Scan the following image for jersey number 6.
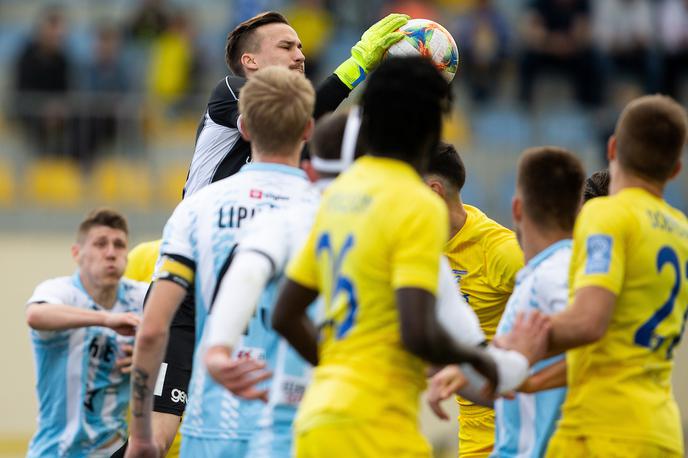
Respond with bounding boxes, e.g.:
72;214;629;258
316;232;358;339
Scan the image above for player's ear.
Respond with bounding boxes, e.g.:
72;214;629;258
241;53;259;73
668;159;682;180
237;115;251;141
301;158;319;183
302;117;315;142
71;243;80;263
607;135;617;163
426;178;445;200
512;194;522;224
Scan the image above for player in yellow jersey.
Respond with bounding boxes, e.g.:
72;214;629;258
271;57;503;458
116;239;183;458
532;95;688;457
423;143;523;457
125;239;161;284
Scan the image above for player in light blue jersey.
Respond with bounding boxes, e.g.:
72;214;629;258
203;109;362;457
492;147;584;458
126;66;318;458
25;209;146;457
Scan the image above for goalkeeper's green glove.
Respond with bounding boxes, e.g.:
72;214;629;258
334;13;410;89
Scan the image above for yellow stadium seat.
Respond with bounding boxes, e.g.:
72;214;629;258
25;158;83;208
90;159;153;209
158;162;188;208
0;158;16;206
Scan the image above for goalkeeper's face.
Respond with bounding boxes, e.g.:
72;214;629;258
251;23;305;74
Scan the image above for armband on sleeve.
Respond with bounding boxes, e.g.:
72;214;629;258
154;255;195;290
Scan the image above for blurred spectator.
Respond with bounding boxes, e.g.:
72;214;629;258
456;0;510;102
593;0;659;94
381;0;440;21
75;24;130;167
127;0;170;42
285;0;334;81
13;6;73;158
658;0;688;99
148;10;204;115
519;0;602;107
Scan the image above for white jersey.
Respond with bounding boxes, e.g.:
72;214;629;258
158;162;317;441
26;273;146;458
493;240;571;458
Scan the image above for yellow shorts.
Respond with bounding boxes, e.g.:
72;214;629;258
457;403;494;458
295;418;431;458
545;433;683;458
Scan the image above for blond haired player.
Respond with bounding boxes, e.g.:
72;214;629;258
424;142;523;457
126;66;317;458
531;95;688;457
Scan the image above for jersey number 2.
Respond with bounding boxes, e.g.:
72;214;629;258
316;232;358;339
634;246;688;359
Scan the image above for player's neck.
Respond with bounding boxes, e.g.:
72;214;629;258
251;149;301;168
448;198;468;238
610;170;664;198
521;219;571;264
79;273;118;309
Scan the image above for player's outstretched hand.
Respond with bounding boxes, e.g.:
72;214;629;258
205;345;271;402
493;311;551;364
427;365;467;420
125;437;159;458
334;13;409;89
104;312;140;336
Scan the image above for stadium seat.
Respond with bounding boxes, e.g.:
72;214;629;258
471;106;533;154
90;159;152;209
158;162;188;207
24;158;83;208
0;158;15;206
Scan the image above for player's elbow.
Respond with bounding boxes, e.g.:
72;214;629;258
578;320;607;344
26;305;47;330
400;328;433;360
136;321;168;350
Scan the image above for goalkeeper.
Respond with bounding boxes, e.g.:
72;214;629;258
183;10;409;196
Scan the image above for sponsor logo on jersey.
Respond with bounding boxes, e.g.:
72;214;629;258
586;234;612;274
250;189;263;199
171;388;187;404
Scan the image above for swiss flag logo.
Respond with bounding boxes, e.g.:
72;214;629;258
250;189;263;199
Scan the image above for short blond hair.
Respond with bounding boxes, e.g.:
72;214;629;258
239;66;315;155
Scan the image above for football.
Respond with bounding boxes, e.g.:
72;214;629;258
387;18;459;82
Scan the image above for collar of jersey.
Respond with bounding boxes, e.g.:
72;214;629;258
240;162;307;179
72;270;127;309
526;238;572;271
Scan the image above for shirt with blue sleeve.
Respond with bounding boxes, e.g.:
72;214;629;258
492;240;571;458
26;272;146;458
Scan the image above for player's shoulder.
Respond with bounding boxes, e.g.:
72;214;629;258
210;75;245;102
33;276;74;293
578;193;638;233
118;277;149;304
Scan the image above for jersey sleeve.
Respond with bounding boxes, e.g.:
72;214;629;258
286;220;320;290
486;233;524;294
156;199;196;289
389;192;448;293
570;198;630;296
27;278;69;306
237;209;291;277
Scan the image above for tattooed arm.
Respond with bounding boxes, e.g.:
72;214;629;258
126;281;186;458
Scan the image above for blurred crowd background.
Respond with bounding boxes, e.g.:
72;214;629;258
0;0;686;229
1;1;688;457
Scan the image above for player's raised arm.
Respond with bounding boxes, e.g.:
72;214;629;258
26;303;139;334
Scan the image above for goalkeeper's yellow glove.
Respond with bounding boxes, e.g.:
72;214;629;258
334;13;410;89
